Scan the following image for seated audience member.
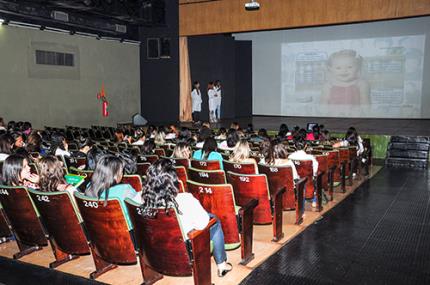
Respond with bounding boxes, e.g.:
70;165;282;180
138;159;233;277
86;146;106;170
192;137;224;170
22;122;32;136
277;124;290;140
11;132;25;150
38;155;76;195
219;129;240;151
146;125;157;139
195;126;212;149
306;125;321;141
229;139;256;164
177;127;192;143
50;133;71;157
245;123;254;135
166;125;178;140
214;127;227;140
85;154;140;228
26;132;44;155
141;139;156;155
154;127;166;146
289;135;319;207
132;130;146;146
289;135;318;176
72;137;94;158
1;154;39;189
0;117;6;132
333;127;364;156
172;142;192;159
114;128;125;143
7;121;16;133
230;122;240;130
0;135;12;162
263;140;298;180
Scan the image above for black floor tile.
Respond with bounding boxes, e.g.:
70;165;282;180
241;167;430;285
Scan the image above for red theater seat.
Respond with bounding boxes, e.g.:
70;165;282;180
121;175;143;192
190;159;221;170
188;168;226;185
223;160;258;175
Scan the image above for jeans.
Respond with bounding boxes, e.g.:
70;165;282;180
209;213;227;264
215;103;221;120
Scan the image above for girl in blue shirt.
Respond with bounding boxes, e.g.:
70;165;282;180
192;137;224;169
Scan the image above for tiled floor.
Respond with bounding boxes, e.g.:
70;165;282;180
241;167;430;285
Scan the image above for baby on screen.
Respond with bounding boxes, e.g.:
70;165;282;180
320;49;370;105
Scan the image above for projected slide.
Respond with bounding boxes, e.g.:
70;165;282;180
281;35;426;118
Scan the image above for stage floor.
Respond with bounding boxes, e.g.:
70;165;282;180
181;116;430;136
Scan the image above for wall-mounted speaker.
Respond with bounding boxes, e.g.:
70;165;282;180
147;38;160;59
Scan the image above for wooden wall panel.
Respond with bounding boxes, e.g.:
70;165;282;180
179;0;430;36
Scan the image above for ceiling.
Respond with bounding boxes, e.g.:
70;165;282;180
0;0;166;39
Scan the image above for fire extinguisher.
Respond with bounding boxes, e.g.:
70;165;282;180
102;100;109;117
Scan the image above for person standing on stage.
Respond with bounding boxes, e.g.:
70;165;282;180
191;81;202;123
214;80;222;122
208;82;217;123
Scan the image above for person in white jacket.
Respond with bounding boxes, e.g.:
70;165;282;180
214;80;222;122
191;81;202;123
207;82;217;123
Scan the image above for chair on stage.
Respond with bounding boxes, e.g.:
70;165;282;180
190;159;222;171
136;162;151;177
121;174;143;192
0;186;48;259
126;199;214;285
291;160;324;212
74;192;145;280
223;160;258;175
227;172;285;241
187;181;258;265
175;166;189;192
27;189;90;268
188;168;226;185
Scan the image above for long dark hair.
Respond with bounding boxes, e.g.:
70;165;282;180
278;124;289;138
2;154;26;186
201;137;217;160
86;155;124;205
50;132;66;154
38;155;66;192
0;134;12;154
226;129;240;148
265;140;288;165
345;127;358;146
140;159;180;218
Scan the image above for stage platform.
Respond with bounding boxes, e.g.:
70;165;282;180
196;116;430;137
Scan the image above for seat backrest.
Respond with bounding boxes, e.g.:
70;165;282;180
190;159;221;170
74;192;137;264
223;160;257;175
0;206;11;238
154;148;166;157
188;168;226;185
166;157;190;169
338;148;350;164
226;172;272;224
125;200;192;276
187;181;240;245
313;153;328;189
175;166;189;192
138;155;159;164
257;164;295;209
121;175;143;192
28;189;89;255
136;163;151;177
0;186;47;246
326;150;339;169
291;160;314;199
76;157;87;168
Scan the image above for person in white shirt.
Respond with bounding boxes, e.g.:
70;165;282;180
288;135;319;207
214;80;222;122
207;82;217;123
0;134;12;162
333;127;364;156
191;81;202;123
139;159;233;277
50;133;71;157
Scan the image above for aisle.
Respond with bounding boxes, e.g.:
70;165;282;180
240;167;430;285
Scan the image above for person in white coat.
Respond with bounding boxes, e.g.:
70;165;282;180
191;81;202;123
208;82;217;123
214;80;222;122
